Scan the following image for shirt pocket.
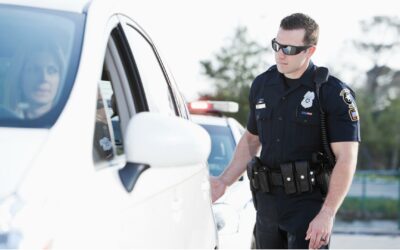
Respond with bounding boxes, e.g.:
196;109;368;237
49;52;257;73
291;106;320;149
255;107;272;144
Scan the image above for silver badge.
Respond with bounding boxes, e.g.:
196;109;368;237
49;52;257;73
301;91;315;109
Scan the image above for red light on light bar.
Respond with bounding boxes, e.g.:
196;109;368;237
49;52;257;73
189;101;212;111
188;100;239;115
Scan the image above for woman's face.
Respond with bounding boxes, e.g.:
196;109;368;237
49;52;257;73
21;51;60;107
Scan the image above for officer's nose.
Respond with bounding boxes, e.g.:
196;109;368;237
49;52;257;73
277;48;286;59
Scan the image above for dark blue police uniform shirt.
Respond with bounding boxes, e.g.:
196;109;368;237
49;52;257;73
247;62;361;169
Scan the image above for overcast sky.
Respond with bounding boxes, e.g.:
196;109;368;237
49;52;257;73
133;0;400;101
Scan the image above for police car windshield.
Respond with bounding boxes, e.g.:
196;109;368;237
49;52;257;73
200;124;236;176
0;5;84;128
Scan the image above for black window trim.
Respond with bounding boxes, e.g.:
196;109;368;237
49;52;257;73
111;24;149;113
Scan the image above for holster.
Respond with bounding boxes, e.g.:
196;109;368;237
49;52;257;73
247;157;263;209
316;166;331;197
312;152;332;197
258;168;270;193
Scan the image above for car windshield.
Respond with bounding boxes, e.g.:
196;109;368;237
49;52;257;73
200;124;236;176
0;5;84;128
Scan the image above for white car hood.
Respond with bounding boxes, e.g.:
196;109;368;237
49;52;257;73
0;128;49;198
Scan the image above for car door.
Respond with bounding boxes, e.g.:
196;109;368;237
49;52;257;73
111;16;216;248
60;12;214;247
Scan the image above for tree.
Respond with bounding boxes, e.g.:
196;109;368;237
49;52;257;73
354;16;400;109
351;16;400;169
376;98;400;169
199;26;271;125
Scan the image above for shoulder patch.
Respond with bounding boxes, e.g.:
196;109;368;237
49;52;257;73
339;88;354;105
339;88;359;121
349;107;359;121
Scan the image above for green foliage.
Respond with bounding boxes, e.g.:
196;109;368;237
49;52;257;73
356;86;400;169
352;15;400;169
199;26;271;125
338;197;398;221
375;98;400;148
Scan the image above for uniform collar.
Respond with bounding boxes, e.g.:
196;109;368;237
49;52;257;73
275;61;316;89
264;61;316;90
296;61;316;89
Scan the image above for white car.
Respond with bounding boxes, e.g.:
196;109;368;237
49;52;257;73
189;101;256;249
0;0;218;248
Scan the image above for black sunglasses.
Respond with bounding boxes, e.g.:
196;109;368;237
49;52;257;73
271;38;311;55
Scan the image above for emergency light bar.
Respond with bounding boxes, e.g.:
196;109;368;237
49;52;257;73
188;100;239;114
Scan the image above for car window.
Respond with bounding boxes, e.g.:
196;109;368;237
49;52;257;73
93;85;116;164
200;124;236;176
123;24;176;116
92;28;141;168
0;5;84;128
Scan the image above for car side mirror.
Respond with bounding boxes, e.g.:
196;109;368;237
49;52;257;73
118;112;211;192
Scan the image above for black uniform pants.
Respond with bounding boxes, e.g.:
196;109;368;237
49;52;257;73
255;186;330;249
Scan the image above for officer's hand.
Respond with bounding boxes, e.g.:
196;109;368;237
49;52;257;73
305;209;334;249
209;176;227;203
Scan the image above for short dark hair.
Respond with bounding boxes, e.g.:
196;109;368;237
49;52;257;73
280;13;319;46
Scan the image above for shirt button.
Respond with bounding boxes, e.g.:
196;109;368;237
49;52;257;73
278;116;283;121
276;138;280;142
282;96;286;101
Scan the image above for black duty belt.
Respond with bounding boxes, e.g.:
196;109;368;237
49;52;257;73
268;171;317;187
270;172;284;186
255;161;318;194
247;157;330;196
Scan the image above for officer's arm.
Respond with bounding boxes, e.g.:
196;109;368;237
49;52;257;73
320;141;359;216
219;130;261;186
306;141;358;249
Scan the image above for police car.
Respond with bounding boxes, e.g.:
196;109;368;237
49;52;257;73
189;100;256;249
0;0;218;248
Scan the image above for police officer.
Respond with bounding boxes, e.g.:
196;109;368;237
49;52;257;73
210;13;360;249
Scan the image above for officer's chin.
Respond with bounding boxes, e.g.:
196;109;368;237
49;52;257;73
276;64;287;74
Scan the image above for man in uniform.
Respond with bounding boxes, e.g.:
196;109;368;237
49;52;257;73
210;13;360;249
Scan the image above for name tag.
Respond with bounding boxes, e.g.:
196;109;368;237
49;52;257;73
256;103;266;109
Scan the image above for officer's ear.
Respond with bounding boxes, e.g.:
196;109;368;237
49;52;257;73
306;46;316;58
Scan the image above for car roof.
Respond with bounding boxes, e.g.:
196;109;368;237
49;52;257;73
191;114;229;127
0;0;92;13
0;0;156;39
